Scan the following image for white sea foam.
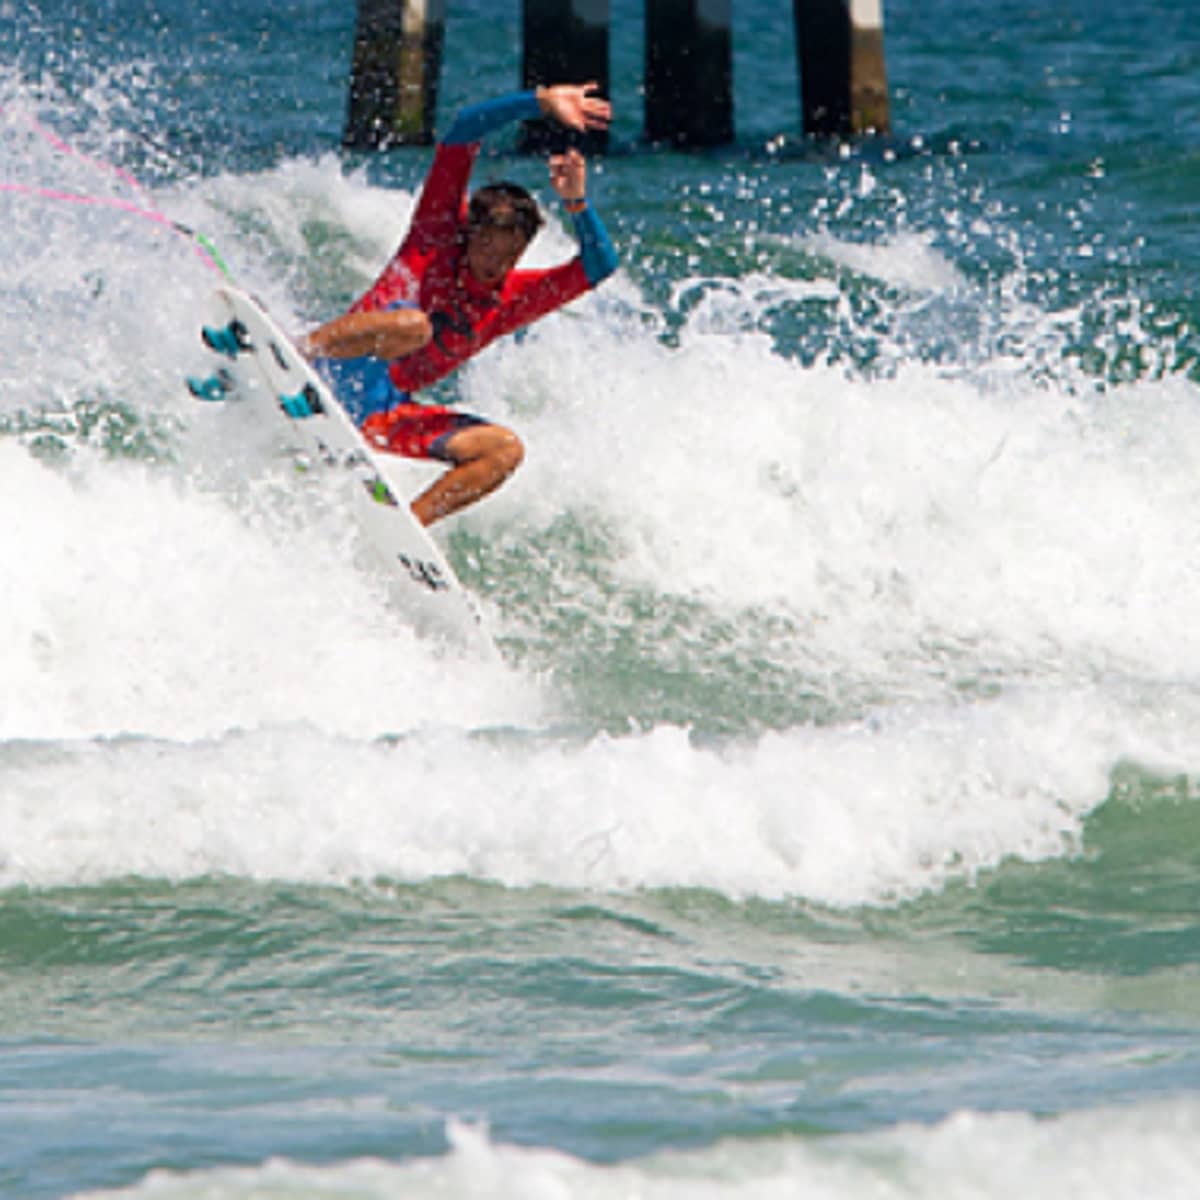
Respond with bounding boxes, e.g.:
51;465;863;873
477;306;1200;690
68;1098;1200;1199
3;681;1199;903
0;440;536;744
7;126;1200;907
803;226;968;292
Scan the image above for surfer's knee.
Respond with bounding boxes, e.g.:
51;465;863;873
395;308;433;349
491;427;524;478
445;423;524;478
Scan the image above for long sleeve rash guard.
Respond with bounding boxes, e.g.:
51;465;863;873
347;91;618;397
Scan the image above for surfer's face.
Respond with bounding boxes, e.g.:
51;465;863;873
465;221;530;287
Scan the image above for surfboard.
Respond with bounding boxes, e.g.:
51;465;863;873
187;285;496;657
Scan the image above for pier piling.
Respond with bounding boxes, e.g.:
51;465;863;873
344;0;446;148
644;0;733;147
342;0;890;151
794;0;890;138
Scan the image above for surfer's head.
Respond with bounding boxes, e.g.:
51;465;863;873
465;182;543;286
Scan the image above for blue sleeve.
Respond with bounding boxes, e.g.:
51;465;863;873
571;203;619;286
442;91;544;145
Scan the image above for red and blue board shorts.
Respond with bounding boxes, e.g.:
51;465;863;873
361;403;486;462
314;352;488;463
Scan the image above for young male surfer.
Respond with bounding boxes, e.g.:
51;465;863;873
301;83;618;527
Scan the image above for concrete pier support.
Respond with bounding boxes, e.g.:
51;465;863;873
794;0;890;137
520;0;610;154
344;0;446;148
644;0;733;146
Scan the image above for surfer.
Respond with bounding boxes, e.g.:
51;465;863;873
301;83;618;526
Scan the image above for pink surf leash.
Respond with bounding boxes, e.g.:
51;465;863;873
1;106;232;277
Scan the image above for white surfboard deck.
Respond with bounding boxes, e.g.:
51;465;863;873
193;285;496;658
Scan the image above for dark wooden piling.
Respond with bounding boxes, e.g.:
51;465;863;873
341;0;891;152
344;0;446;148
644;0;733;147
794;0;890;138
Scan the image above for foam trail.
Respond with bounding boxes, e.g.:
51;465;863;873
0;442;538;744
64;1100;1200;1199
6;682;1200;903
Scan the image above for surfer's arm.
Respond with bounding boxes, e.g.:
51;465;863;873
441;92;541;145
405;85;613;264
405;89;570;250
441;83;611;145
480;146;616;330
403;94;547;252
548;148;617;285
491;144;615;327
493;235;612;334
568;202;618;286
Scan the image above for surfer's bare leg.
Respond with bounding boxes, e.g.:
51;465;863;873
411;424;524;527
300;309;432;361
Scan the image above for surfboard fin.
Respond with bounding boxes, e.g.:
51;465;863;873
201;318;252;359
280;384;324;418
186;368;234;401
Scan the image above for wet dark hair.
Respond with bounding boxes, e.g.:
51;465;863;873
467;182;544;242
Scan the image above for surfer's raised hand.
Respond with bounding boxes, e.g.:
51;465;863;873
548;148;588;204
536;82;611;133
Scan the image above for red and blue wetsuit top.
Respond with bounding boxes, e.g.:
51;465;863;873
325;90;617;439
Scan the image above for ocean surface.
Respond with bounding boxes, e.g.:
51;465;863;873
4;0;1200;1195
